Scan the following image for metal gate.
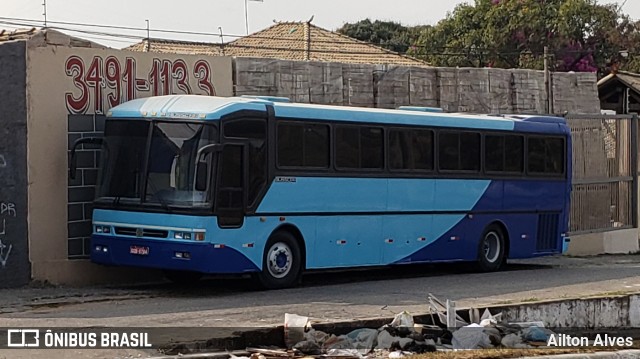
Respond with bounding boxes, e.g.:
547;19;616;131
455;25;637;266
566;114;638;234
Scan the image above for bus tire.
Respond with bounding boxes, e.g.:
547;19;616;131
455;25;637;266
256;231;302;289
163;270;203;284
476;224;506;272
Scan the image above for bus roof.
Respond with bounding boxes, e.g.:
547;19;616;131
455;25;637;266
107;95;566;133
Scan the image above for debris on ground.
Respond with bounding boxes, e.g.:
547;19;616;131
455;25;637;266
256;294;563;358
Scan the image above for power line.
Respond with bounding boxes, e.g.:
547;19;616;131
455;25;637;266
0;16;636;59
0;15;410;46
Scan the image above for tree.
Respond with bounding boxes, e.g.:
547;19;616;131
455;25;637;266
337;19;429;54
406;0;640;74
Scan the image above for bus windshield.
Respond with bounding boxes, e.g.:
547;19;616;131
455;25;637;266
95;120;218;209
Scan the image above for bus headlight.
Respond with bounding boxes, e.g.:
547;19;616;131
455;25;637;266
173;231;205;241
174;232;190;240
95;225;111;234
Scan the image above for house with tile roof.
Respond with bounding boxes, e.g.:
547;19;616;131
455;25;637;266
0;27;106;48
598;71;640;114
126;21;429;67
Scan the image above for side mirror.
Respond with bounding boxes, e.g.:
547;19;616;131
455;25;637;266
195;161;209;191
193;144;222;191
69;138;103;180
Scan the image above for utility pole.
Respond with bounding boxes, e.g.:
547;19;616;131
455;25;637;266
145;19;150;52
218;27;225;56
244;0;264;35
42;0;47;27
544;46;550;114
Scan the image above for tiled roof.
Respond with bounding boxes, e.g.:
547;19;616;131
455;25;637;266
125;22;429;67
598;71;640;93
125;39;224;56
0;28;106;48
0;28;40;42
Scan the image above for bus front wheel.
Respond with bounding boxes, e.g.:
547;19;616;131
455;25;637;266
256;231;302;289
476;224;506;272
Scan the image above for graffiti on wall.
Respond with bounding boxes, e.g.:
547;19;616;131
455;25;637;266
0;201;16;268
0;154;6;168
64;56;217;115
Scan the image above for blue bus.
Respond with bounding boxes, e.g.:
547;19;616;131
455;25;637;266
70;95;571;289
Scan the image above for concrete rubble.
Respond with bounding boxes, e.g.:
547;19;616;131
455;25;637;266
247;295;564;359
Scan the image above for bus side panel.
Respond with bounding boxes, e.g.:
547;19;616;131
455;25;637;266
382;215;432;263
314;216;382;267
394;179;568;263
432;180;491;211
503;180;566;211
502;179;567;254
257;177;388;213
91;210;277;274
394;212;552;264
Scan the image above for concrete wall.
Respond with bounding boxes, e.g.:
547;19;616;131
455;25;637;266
567;228;640;256
23;43;233;285
498;294;640;328
0;41;30;287
234;58;601;114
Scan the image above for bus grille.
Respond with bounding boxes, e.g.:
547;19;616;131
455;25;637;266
114;227;168;238
536;213;560;252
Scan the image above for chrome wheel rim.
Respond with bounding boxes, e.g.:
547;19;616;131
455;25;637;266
266;242;292;279
483;231;501;263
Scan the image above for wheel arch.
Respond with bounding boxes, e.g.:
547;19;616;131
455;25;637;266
487;220;510;258
271;224;307;269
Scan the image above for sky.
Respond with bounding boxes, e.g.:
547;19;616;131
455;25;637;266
2;0;639;48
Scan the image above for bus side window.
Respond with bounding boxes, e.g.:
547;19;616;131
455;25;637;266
528;136;564;176
460;132;480;171
485;135;505;172
485;134;524;174
277;122;329;168
335;125;383;170
389;129;433;171
439;131;480;172
336;126;360;169
504;135;524;173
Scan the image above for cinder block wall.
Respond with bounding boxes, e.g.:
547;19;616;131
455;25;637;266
234;58;600;114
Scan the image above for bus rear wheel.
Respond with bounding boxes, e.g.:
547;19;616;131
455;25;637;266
476;224;506;272
256;231;302;289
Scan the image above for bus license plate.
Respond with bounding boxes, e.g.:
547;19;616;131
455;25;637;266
130;246;149;255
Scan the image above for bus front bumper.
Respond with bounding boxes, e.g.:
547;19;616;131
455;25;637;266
90;235;260;274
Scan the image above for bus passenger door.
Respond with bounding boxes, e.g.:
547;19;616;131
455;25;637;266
215;144;246;228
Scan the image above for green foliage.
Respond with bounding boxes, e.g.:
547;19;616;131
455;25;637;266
339;1;640;74
410;0;640;73
337;19;429;54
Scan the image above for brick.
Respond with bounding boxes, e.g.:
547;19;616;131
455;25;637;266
67;237;84;257
68;114;94;132
68;220;92;239
68;203;84;221
68;187;95;203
